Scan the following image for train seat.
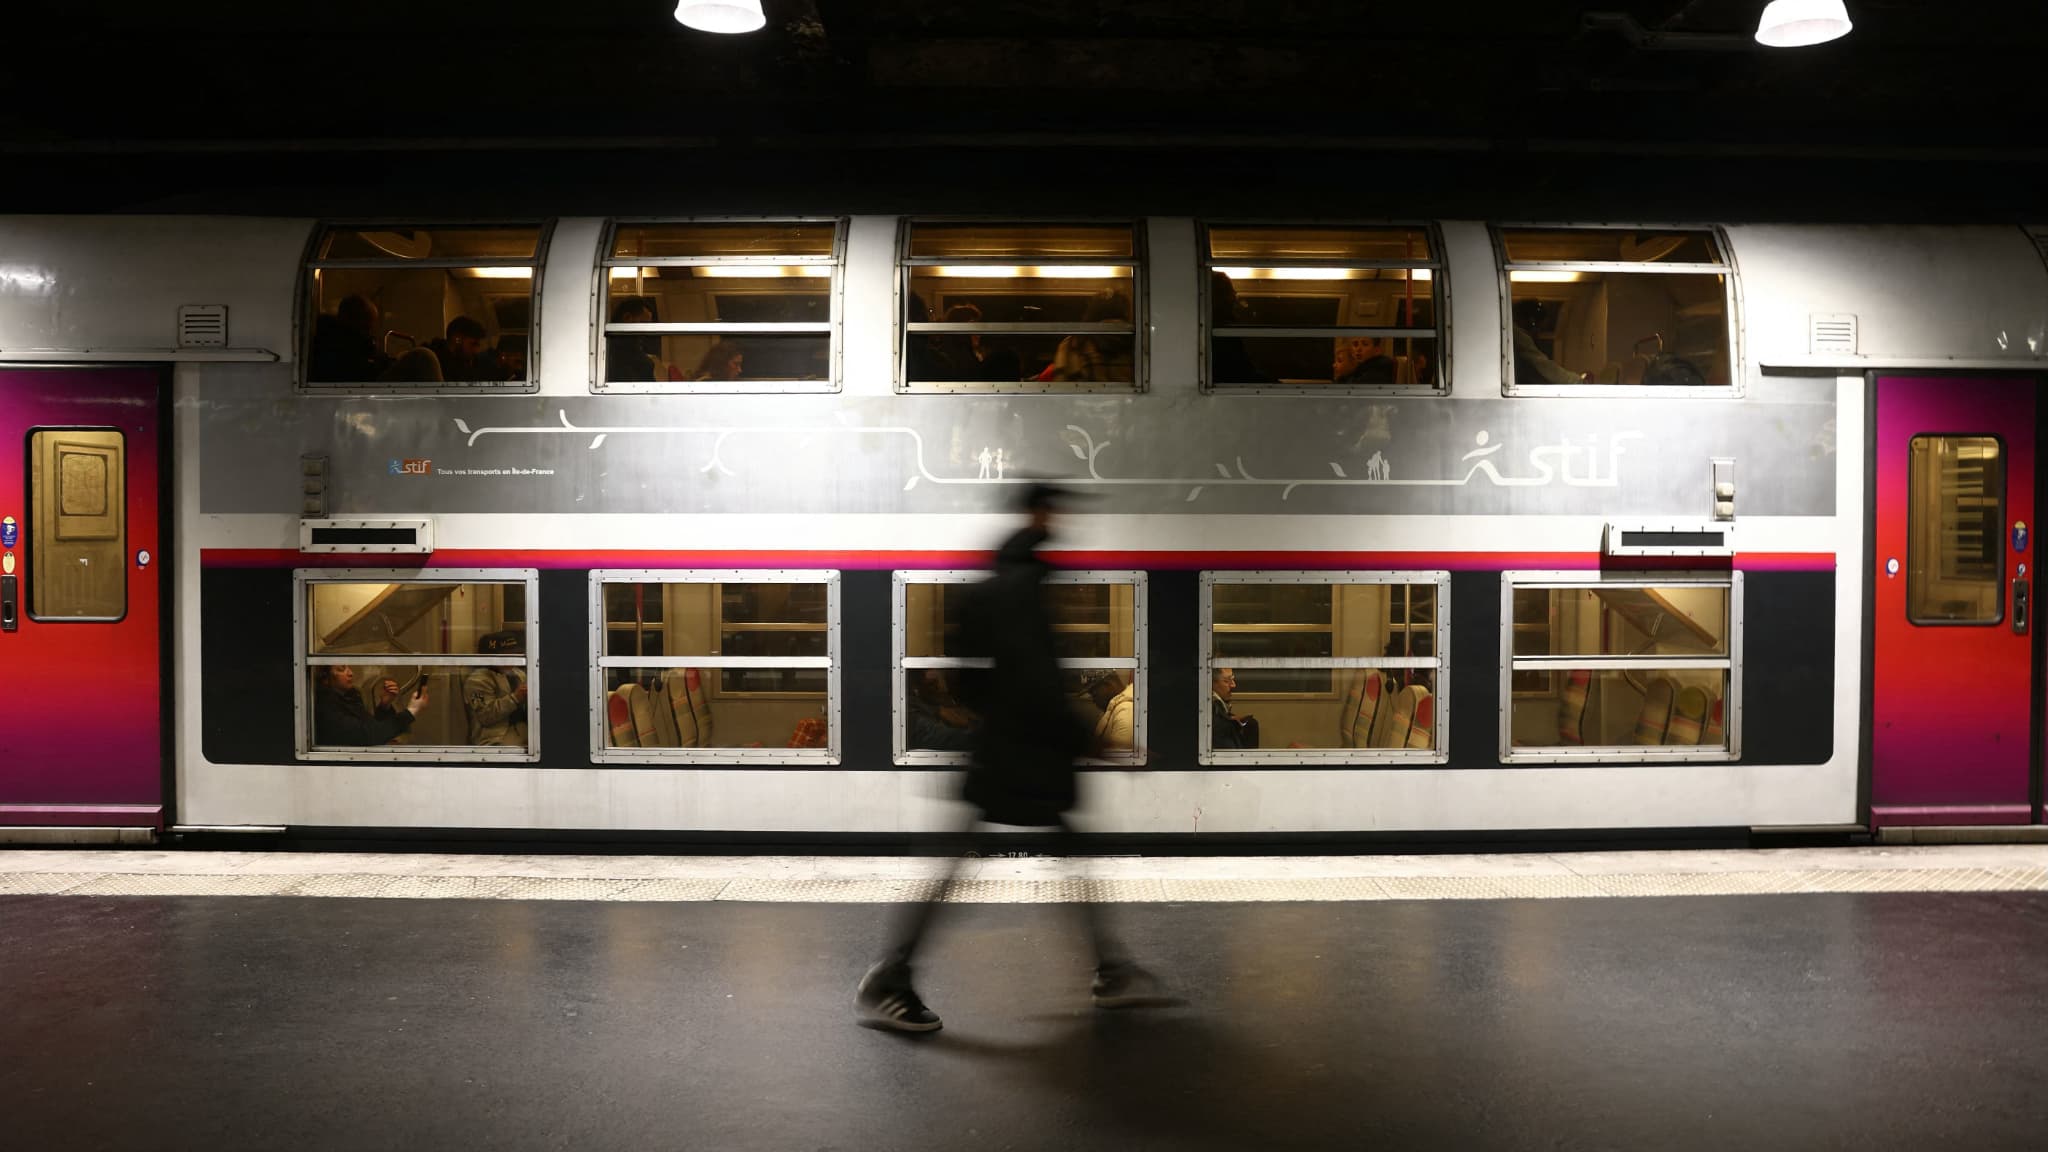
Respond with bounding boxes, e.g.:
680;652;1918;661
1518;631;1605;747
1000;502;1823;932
1338;668;1385;748
663;669;714;748
607;689;640;748
1634;677;1678;745
1405;689;1434;750
1666;685;1710;744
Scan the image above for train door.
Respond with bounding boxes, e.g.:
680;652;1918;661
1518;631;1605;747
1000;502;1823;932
0;368;166;832
1870;374;2040;827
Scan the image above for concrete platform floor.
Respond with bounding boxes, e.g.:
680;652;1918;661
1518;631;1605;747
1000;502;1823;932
5;886;2047;1151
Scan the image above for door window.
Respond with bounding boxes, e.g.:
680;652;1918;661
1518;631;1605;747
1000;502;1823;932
1907;434;2004;625
28;428;125;621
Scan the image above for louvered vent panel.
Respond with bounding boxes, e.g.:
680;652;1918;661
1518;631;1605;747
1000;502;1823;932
177;305;228;348
1809;313;1857;355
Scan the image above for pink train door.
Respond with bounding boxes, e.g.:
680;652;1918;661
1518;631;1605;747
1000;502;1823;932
0;368;165;832
1871;374;2039;827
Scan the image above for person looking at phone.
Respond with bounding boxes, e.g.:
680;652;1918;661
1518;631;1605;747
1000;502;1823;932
313;664;428;748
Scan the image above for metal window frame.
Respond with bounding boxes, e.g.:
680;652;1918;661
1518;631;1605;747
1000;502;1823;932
891;569;1149;767
588;569;841;765
592;216;848;395
1498;570;1743;764
1905;432;2008;628
293;567;541;763
894;217;1148;394
1198;220;1450;397
1199;571;1452;766
1492;223;1744;399
295;221;552;396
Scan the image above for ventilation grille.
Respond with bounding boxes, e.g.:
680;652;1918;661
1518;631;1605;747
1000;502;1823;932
177;305;228;348
1809;312;1857;356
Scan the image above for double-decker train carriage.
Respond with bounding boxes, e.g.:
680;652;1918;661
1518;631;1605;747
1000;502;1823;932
1;214;2044;842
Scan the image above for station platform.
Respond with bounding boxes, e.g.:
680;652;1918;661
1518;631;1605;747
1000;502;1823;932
6;845;2047;1151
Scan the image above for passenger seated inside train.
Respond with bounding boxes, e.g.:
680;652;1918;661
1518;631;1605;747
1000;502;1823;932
906;668;979;752
939;303;1024;382
1083;670;1135;753
1210;667;1258;750
1207;272;1271;384
1333;335;1397;385
1512;299;1583;385
428;316;512;383
308;294;397;383
313;664;428;747
606;298;661;382
694;340;746;382
1036;289;1134;383
464;632;528;747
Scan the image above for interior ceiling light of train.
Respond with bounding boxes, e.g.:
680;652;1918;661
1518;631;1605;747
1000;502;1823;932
675;0;767;34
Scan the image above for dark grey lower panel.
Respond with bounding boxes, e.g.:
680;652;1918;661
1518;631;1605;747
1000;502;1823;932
5;892;2043;1152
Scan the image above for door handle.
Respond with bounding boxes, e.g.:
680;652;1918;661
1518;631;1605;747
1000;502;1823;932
2014;577;2031;635
0;574;15;632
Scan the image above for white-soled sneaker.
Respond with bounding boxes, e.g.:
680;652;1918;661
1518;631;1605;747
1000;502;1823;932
855;961;943;1033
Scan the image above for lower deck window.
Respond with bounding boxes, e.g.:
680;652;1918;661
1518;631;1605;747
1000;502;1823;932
295;570;539;761
1201;572;1450;764
592;570;839;762
1502;572;1741;761
893;570;1146;765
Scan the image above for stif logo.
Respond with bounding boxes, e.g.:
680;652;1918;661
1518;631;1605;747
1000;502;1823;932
388;459;432;476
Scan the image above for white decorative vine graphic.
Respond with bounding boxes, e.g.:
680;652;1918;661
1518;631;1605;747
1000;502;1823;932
451;413;1641;500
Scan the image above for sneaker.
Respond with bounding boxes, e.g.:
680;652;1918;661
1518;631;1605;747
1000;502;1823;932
855;961;942;1033
1092;961;1167;1009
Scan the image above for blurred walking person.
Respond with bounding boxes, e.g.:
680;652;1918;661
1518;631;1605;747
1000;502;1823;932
855;483;1162;1032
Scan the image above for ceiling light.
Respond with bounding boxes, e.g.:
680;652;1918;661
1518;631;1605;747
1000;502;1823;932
1755;0;1852;48
691;265;833;278
675;0;766;34
1509;271;1587;284
464;267;533;279
928;265;1130;278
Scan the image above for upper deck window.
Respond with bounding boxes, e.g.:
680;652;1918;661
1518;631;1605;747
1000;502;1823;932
1495;227;1737;396
899;221;1143;392
302;224;546;392
1202;225;1443;393
599;219;844;392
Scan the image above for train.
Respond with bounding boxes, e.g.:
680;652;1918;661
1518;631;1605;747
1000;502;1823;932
1;212;2044;844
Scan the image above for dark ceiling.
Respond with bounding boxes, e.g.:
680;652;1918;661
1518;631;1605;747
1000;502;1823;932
5;0;2046;220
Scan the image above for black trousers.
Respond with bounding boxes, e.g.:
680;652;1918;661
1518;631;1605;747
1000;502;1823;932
882;815;1126;972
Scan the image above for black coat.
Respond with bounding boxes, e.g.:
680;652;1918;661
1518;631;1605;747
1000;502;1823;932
313;684;415;748
958;527;1091;826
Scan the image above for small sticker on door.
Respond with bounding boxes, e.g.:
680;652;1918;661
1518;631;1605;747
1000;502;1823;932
2014;522;2028;553
0;517;15;549
1885;557;1899;578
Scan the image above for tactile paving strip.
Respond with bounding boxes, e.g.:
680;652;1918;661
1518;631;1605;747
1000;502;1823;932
2;864;2045;903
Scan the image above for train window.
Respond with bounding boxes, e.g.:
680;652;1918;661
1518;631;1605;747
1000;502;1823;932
301;224;547;392
598;219;845;393
899;220;1143;392
1907;435;2005;625
1495;227;1737;395
893;570;1146;765
1201;225;1444;393
1501;573;1741;762
26;429;126;622
1200;573;1449;764
591;570;840;763
294;570;540;761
